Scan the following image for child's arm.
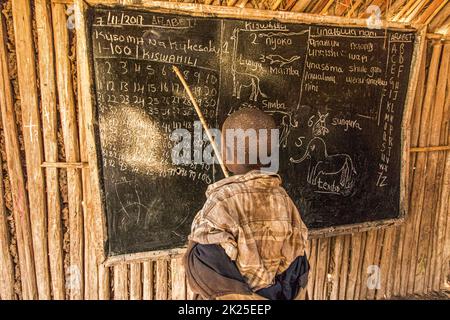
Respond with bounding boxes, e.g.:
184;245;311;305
189;201;239;260
280;198;309;264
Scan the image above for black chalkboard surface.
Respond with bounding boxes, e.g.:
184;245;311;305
87;6;417;256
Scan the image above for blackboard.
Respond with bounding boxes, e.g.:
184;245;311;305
86;4;419;256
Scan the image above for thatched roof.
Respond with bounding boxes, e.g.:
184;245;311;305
203;0;449;34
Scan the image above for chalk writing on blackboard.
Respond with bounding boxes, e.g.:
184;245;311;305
87;7;416;255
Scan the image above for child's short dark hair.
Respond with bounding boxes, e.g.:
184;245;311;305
221;108;277;174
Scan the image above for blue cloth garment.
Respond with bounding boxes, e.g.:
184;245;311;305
189;243;309;300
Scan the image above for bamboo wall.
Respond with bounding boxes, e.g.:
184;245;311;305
0;0;449;300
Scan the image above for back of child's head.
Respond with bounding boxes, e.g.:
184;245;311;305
221;108;278;175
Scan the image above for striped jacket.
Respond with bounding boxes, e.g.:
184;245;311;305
189;170;308;291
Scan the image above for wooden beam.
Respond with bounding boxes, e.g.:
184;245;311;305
403;0;428;22
416;0;448;25
337;235;350;299
142;261;153;300
429;2;450;32
171;257;186;300
52;2;84;300
305;239;317;299
35;0;65;300
76;23;98;300
155;259;168;300
397;32;428;297
0;146;15;299
437;49;450;291
41;162;89;169
12;0;50;299
104;247;186;266
329;236;344;300
75;0;107;269
313;237;329;299
129;263;142;300
358;231;378;299
0;11;37;300
113;264;128;300
438;149;450;291
345;233;363;299
424;42;449;292
98;264;110;299
408;43;442;294
376;228;394;299
410;145;450;152
291;0;311;12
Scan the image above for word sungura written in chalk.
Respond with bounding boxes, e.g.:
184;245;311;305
170;121;280;173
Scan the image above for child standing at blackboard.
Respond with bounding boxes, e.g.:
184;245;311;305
184;108;309;300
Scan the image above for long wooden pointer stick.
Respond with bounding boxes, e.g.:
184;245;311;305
172;66;229;178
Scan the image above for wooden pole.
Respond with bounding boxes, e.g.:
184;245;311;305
313;237;329;299
142;261;154;300
408;43;443;294
171;257;186;300
129;263;142;300
98;264;110;300
35;0;65;299
0;148;15;299
0;13;37;300
397;38;428;297
424;42;450;292
12;0;50;299
329;236;344;300
291;0;311;12
437;48;450;291
52;3;84;300
438;150;450;291
76;29;98;300
415;0;448;25
172;66;229;178
41;162;89;169
113;264;128;300
75;0;110;300
75;0;107;270
345;233;363;299
358;231;378;299
155;259;168;300
338;235;350;299
305;239;317;299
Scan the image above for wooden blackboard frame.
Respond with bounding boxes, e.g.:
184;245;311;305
75;0;426;265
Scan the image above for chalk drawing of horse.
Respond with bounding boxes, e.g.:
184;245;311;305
232;71;268;101
290;137;357;189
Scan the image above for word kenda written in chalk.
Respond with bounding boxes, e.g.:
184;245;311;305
170;121;280;173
